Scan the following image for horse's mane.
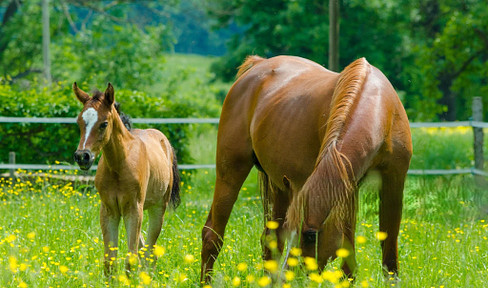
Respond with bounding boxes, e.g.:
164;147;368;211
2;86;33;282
285;58;370;231
236;55;265;79
92;90;132;131
114;102;132;131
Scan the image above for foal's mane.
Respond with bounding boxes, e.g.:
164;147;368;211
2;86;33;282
285;58;370;231
92;90;132;131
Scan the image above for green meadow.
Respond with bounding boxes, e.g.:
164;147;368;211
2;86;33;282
1;126;488;288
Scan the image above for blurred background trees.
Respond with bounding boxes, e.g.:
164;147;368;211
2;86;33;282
0;0;488;164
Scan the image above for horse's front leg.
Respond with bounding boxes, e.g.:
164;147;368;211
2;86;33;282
100;203;121;277
123;201;144;275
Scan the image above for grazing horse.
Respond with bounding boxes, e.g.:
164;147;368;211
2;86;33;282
201;55;412;282
72;83;180;275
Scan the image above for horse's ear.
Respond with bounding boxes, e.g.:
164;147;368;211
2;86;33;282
73;82;90;104
283;175;291;189
104;82;115;107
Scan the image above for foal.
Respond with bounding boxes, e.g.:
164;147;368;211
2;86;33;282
73;83;180;275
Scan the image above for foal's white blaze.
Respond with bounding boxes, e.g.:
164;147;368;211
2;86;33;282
82;108;98;149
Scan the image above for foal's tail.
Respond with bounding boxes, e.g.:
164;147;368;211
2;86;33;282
169;149;181;209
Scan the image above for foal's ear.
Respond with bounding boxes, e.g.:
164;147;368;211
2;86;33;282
104;82;115;107
73;82;90;104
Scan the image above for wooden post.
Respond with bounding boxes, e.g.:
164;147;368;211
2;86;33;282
472;97;484;185
328;0;339;71
9;151;16;179
42;0;51;84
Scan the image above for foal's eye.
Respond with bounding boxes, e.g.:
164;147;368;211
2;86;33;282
100;122;108;129
303;230;318;244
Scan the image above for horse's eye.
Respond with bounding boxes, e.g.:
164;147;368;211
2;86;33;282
303;230;318;244
100;122;108;129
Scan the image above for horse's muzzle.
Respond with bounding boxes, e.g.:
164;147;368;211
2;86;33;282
73;149;95;170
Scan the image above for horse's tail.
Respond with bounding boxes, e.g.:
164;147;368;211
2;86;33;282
285;58;369;231
320;57;370;157
236;55;265;79
169;148;181;209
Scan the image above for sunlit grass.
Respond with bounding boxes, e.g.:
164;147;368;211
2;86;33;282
410;126;488;170
1;127;487;287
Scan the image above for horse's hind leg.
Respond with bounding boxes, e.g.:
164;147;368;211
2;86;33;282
379;169;407;275
262;177;292;260
201;145;254;282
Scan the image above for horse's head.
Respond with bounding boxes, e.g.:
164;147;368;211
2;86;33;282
297;206;345;269
285;173;350;270
73;82;116;170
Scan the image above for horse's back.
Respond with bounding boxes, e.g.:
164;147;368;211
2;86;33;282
220;56;340;189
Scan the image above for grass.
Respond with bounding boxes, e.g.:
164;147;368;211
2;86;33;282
1;127;488;287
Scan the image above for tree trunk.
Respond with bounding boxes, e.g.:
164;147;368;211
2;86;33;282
328;0;339;71
42;0;51;84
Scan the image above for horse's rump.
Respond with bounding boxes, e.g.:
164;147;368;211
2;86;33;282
236;55;265;79
285;58;370;231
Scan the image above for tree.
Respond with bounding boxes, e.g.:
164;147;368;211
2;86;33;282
207;0;410;89
406;0;488;121
328;0;339;71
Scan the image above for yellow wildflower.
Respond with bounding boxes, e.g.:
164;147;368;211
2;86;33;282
184;254;195;264
304;257;318;271
266;221;279;230
153;245;165;257
336;248;350;258
285;270;295;281
139;272;151;285
356;235;367;244
237;262;248;272
258;276;272;287
59;265;69;274
232;276;241;287
264;260;278;273
375;231;388;241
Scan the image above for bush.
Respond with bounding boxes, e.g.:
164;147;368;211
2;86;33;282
0;73;221;166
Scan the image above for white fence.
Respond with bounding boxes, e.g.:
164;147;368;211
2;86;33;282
1;112;487;177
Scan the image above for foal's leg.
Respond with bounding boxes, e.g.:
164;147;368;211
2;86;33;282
123;202;144;274
100;203;121;277
201;151;254;283
144;205;166;261
379;170;406;275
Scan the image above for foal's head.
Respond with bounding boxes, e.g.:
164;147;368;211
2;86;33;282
73;82;117;170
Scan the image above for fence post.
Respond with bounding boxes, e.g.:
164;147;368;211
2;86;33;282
472;97;484;186
9;151;16;179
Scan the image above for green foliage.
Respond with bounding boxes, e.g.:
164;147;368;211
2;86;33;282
0;1;224;166
52;23;174;90
208;0;488;122
0;57;222;165
406;0;488;121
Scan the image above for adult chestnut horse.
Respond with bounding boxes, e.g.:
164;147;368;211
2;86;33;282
73;83;180;275
201;56;412;282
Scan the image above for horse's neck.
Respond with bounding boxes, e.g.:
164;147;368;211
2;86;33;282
102;114;135;172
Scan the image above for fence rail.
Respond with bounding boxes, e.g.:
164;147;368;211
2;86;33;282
0;116;220;124
1;108;487;178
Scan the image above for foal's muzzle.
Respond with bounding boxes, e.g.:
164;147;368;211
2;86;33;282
73;149;95;170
